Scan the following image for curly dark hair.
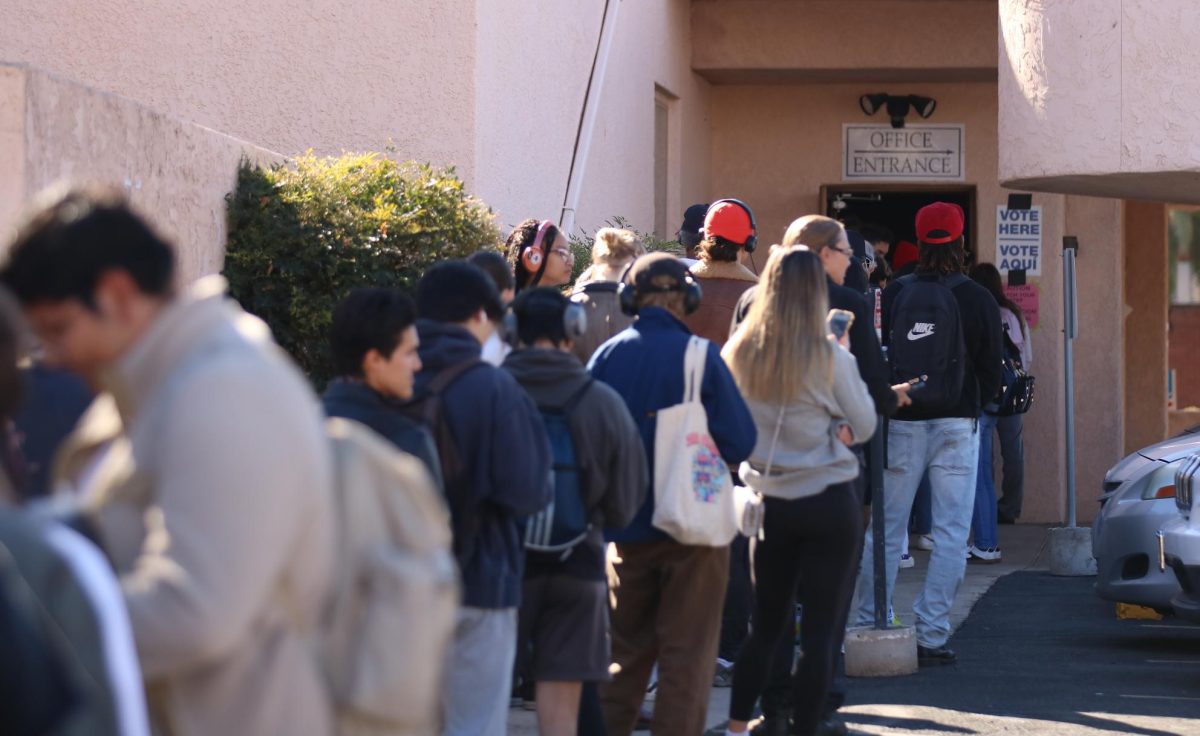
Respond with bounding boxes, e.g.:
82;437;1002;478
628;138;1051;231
505;218;560;292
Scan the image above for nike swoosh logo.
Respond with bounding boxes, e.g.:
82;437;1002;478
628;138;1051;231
907;329;935;341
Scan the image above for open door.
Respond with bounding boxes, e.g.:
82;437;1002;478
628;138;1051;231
819;184;978;262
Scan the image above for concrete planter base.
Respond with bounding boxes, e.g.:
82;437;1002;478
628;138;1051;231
1049;526;1098;576
844;625;918;677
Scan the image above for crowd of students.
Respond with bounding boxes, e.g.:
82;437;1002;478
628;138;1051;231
0;185;1028;736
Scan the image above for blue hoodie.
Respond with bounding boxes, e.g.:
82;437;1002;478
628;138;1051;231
415;319;552;608
588;307;756;544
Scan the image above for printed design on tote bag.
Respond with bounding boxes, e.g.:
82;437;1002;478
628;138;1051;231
687;432;728;503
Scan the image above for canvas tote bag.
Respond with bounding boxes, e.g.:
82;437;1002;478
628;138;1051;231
651;335;738;546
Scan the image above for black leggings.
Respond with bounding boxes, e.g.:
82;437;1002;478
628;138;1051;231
729;483;863;735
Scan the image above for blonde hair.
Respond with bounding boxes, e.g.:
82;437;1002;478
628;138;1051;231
722;247;831;402
781;215;844;252
592;228;645;265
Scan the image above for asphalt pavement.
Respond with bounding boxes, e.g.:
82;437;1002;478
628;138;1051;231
838;571;1200;735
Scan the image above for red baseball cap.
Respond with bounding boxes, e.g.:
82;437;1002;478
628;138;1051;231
915;202;965;244
703;201;755;245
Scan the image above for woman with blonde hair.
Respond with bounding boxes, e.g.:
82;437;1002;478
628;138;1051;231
720;247;876;736
569;228;645;364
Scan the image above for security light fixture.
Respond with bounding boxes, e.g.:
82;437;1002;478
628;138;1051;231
858;93;888;116
858;92;939;128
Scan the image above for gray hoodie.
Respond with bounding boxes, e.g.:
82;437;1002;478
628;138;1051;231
739;344;876;500
501;347;648;535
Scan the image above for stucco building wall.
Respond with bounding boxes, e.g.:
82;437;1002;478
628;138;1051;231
474;0;712;240
0;63;280;284
0;0;476;173
999;0;1200;202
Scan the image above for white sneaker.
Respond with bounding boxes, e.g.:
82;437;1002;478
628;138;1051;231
915;534;934;551
899;553;915;569
967;544;1002;563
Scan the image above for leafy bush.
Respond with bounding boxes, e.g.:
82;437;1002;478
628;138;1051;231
566;216;683;284
224;153;500;386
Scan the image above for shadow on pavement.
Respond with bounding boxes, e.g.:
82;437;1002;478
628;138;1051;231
842;572;1200;736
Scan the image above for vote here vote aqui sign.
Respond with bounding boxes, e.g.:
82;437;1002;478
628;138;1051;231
843;124;964;181
996;206;1042;276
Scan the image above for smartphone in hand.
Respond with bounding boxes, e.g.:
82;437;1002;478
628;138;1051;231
827;309;855;340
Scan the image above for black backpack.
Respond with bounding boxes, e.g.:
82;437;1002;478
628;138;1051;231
987;331;1035;416
888;273;970;413
402;358;485;567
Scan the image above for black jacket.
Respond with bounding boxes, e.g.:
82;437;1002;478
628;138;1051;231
731;278;899;417
882;272;1004;421
321;379;443;490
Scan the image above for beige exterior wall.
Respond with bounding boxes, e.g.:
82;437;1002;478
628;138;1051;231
693;0;998;83
0;0;476;172
0;63;279;283
999;0;1200;202
474;0;712;239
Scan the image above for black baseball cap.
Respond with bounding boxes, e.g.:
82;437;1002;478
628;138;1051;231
624;252;692;294
679;204;709;238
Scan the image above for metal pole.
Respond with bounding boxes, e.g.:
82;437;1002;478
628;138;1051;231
1063;241;1079;527
870;417;888;628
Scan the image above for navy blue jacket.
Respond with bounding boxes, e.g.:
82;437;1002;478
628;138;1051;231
588;307;756;544
415;320;552;608
13;366;93;499
321;379;444;491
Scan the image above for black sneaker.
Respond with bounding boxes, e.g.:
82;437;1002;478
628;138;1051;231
917;644;956;666
814;719;849;736
750;716;789;736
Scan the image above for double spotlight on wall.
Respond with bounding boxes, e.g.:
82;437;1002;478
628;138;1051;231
859;93;937;128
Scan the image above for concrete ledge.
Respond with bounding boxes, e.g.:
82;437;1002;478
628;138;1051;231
845;625;918;678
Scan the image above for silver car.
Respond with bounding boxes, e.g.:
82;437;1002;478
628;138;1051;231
1093;427;1200;612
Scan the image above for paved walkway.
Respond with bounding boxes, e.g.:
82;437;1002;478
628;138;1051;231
510;524;1051;734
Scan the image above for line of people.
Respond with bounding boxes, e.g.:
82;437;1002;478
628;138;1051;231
0;185;1019;736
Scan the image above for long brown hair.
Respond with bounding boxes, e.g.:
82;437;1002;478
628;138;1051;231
723;247;831;402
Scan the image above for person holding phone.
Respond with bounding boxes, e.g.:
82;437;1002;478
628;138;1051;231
720;247;876;736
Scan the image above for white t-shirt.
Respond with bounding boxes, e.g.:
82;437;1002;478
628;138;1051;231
1000;307;1032;369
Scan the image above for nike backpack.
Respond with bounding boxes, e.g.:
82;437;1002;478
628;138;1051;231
524;380;593;555
888;273;969;414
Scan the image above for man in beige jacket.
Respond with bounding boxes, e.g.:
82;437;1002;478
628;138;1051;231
1;187;336;736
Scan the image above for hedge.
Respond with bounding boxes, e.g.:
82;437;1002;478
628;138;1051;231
223;153;500;386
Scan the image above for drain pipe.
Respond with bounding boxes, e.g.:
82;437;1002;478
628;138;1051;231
559;0;619;237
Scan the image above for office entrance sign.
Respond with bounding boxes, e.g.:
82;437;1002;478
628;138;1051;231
843;124;964;181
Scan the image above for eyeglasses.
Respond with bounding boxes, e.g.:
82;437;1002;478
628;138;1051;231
829;246;854;258
551;248;574;262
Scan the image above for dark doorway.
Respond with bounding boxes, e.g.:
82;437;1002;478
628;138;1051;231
820;184;977;263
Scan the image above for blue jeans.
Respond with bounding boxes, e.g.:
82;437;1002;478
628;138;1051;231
971;413;1000;549
995;413;1026;520
909;473;932;536
851;418;980;648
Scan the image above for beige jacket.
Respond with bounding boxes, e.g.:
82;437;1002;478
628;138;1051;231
55;277;335;736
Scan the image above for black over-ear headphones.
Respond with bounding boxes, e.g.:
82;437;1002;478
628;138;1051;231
503;289;587;347
617;257;703;317
706;198;758;254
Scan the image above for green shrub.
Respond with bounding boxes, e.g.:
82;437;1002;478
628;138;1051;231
224;153;500;386
566;216;683;284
